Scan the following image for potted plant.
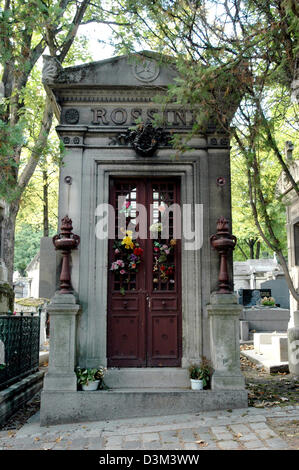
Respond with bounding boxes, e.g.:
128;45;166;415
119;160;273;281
189;359;211;391
261;296;276;307
75;366;106;391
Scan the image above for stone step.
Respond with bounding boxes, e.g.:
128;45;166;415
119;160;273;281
104;368;190;389
40;389;248;426
0;370;45;426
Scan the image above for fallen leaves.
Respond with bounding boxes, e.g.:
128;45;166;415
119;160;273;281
196;440;208;447
245;370;298;408
240;344;254;351
240;355;266;374
253;399;290;408
0;393;41;432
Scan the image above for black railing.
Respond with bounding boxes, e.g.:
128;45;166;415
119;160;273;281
0;312;40;390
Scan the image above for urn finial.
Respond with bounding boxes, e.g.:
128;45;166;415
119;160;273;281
210;217;237;293
53;216;80;294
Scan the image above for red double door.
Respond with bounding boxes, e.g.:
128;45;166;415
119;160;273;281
107;178;182;367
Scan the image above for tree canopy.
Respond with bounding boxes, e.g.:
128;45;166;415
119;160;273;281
1;0;298;303
103;0;299;300
0;0;123;282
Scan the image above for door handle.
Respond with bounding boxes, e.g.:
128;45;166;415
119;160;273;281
146;296;151;309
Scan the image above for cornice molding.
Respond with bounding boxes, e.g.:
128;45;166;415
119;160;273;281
56;89;169;104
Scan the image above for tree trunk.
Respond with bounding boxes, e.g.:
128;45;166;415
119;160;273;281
255;241;260;259
3;201;19;285
43;170;49;237
246;238;256;259
237;244;248;260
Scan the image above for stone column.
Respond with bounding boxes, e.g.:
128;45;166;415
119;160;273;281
207;292;245;389
288;310;299;376
43;292;80;391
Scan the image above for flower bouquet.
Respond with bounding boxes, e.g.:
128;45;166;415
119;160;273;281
110;230;143;295
261;296;275;307
153;239;176;285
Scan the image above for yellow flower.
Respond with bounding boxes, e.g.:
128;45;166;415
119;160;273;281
126;230;133;236
121;236;134;250
170;239;176;246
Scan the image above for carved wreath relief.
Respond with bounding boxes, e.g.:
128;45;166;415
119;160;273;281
133;59;160;82
65;108;80;124
109;122;171;157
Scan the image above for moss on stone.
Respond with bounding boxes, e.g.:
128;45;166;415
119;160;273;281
15;297;49;307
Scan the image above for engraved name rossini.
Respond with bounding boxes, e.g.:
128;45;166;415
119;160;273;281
90;107;194;127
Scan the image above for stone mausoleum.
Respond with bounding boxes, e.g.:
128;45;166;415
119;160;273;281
40;52;247;425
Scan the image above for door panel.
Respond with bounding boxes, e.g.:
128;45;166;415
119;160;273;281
107;178;181;367
150;315;179;363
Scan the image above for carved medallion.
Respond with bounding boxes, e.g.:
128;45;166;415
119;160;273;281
65;108;79;124
133;59;160;82
220;137;229;147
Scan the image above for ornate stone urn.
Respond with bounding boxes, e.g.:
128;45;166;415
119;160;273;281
52;216;80;294
210;217;237;293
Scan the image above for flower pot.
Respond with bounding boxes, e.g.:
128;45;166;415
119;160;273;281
81;380;100;391
190;379;203;390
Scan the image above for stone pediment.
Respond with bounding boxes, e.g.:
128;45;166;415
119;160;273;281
42;51;241;133
42;51;177;89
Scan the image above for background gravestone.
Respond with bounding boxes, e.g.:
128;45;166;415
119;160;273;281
261;279;290;309
238;288;271;307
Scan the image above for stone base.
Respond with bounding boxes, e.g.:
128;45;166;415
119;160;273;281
211;371;245;390
40;388;248;426
288;326;299;376
43;372;77;391
104;368;189;389
207;292;246;391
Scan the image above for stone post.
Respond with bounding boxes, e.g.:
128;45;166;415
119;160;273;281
207;292;245;389
288;310;299;376
42;292;80;391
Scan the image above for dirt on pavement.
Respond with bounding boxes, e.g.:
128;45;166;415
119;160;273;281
241;344;299;449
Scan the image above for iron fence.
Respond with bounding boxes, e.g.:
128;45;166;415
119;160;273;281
0;312;40;390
